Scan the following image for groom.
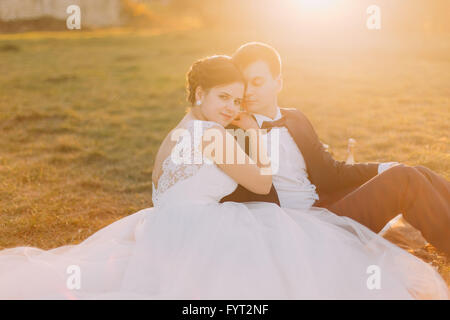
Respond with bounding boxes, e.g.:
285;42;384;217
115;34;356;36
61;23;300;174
220;42;450;256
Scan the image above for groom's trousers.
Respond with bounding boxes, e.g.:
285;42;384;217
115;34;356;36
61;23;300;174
322;164;450;256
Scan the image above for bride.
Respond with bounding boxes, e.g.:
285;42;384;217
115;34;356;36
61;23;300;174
0;55;448;299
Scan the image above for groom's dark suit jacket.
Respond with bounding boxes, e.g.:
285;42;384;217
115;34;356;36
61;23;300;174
219;108;379;208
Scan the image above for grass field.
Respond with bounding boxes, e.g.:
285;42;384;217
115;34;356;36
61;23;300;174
0;27;448;286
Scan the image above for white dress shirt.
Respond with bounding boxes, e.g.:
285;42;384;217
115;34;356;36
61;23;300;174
253;107;319;209
252;107;395;209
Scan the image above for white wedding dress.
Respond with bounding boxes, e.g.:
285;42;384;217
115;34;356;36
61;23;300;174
0;119;448;300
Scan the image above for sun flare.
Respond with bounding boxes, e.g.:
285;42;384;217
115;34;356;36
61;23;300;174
293;0;337;10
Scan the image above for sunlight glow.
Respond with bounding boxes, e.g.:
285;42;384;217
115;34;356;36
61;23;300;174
294;0;337;10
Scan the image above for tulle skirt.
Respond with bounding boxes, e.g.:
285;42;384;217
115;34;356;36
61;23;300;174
0;201;448;299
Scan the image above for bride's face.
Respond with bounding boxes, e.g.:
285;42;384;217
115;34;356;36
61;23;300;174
197;82;244;127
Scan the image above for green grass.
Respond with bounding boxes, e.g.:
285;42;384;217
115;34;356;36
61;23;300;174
0;27;448;286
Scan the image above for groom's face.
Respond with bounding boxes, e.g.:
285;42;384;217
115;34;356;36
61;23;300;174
241;60;282;115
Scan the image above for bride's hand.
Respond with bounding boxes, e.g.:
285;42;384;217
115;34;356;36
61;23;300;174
231;112;259;130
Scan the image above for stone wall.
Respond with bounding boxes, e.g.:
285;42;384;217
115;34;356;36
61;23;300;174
0;0;122;27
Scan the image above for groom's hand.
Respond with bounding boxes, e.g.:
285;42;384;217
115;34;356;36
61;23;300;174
231;112;259;131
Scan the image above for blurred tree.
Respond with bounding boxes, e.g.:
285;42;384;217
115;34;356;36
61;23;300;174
121;0;450;34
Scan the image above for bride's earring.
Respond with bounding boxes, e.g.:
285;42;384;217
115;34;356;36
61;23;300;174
196;100;202;106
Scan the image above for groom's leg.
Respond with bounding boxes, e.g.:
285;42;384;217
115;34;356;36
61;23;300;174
414;165;450;200
326;164;450;255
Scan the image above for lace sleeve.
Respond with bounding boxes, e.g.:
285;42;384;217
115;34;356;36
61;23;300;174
151;120;223;206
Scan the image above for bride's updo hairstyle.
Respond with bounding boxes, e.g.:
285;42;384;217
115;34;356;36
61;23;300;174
186;55;244;106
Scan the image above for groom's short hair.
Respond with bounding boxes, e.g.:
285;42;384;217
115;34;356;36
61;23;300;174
232;42;281;78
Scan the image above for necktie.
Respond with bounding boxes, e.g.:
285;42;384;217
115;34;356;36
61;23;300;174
261;116;287;132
